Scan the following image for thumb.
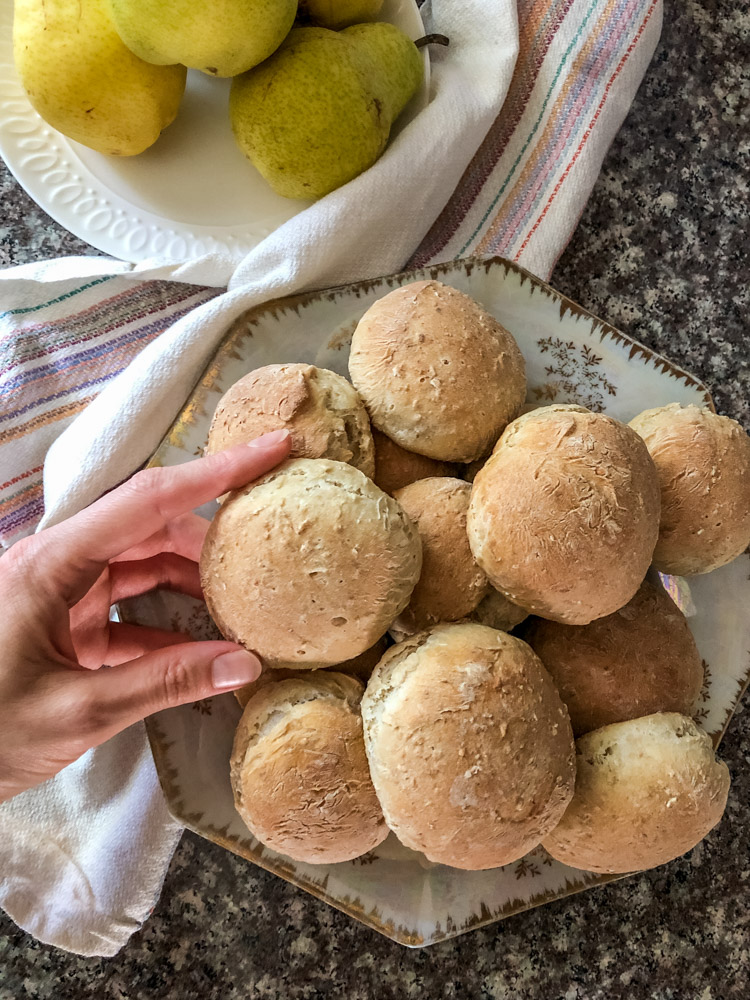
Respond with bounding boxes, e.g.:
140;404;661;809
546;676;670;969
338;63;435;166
76;640;262;741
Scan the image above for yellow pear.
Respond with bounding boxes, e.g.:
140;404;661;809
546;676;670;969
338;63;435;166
298;0;384;29
14;0;186;156
107;0;298;78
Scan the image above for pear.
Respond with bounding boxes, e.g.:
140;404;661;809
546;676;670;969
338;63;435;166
298;0;384;30
14;0;185;156
107;0;298;78
230;23;423;200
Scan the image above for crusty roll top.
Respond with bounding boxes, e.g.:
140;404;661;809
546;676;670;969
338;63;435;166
467;405;661;624
231;673;388;864
349;280;526;462
526;579;704;735
391;477;488;635
201;458;422;667
206;363;375;477
629;403;750;575
361;622;575;870
542;713;730;873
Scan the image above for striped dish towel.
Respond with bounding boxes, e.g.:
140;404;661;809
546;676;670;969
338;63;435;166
0;0;662;957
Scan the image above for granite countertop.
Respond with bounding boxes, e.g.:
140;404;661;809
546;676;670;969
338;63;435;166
1;1;748;997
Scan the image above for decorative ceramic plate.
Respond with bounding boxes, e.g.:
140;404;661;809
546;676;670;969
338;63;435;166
122;256;750;947
0;0;428;263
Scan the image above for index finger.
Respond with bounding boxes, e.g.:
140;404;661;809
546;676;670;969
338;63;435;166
46;430;291;570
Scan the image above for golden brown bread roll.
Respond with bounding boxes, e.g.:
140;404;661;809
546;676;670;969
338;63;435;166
467;404;661;624
390;478;488;635
201;458;421;667
542;713;730;873
372;428;458;495
467;587;528;632
629;404;750;575
231;673;388;863
462;455;489;484
525;579;704;735
233;635;391;709
348;281;526;462
206;363;375;477
361;623;575;869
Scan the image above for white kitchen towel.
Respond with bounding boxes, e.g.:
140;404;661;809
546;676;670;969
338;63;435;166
0;0;662;956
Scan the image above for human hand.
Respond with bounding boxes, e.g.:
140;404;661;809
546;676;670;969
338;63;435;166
0;429;291;804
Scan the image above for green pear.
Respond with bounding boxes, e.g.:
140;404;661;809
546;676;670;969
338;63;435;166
230;23;423;200
298;0;384;30
13;0;186;156
107;0;298;77
341;23;423;123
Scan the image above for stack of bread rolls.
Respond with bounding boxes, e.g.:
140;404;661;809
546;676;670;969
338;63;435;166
199;279;748;875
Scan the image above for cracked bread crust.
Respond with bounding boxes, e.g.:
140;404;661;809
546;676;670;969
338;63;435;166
200;458;422;668
467;405;661;625
542;713;731;873
629;403;750;575
231;673;388;864
361;622;575;870
348;281;526;463
206;363;375;477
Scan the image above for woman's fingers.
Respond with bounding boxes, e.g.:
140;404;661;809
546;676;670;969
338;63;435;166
68;640;262;742
104;622;193;664
114;511;211;565
108;553;204;603
42;430;291;596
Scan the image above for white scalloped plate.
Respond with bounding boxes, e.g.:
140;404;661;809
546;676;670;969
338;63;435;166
0;0;428;262
121;256;750;948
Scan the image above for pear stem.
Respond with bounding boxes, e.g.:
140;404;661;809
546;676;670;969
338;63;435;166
414;34;450;49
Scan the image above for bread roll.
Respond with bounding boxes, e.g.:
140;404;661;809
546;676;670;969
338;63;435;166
234;635;391;708
372;428;458;495
542;713;730;873
206;363;374;477
349;281;526;462
361;622;575;869
462;455;488;484
231;673;388;863
525;579;704;735
467;405;661;624
201;458;421;667
468;587;528;632
391;478;488;635
629;404;750;575
391;588;528;643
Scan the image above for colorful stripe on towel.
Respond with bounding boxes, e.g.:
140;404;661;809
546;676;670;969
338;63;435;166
0;280;219;547
410;0;661;272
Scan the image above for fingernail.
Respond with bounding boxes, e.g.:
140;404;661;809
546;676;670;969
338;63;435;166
248;429;290;449
212;649;262;690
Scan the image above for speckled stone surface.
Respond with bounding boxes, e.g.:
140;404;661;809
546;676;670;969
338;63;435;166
1;0;748;997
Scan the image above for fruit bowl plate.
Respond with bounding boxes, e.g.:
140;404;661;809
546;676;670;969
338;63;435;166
120;255;750;947
0;0;428;263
